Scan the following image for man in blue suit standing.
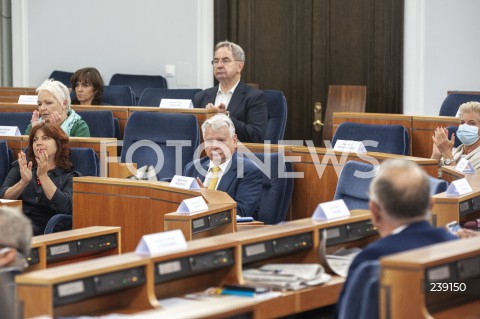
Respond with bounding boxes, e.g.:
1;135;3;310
183;114;263;218
336;159;457;318
193;41;267;143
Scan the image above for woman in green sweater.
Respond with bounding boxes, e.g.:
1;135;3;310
25;79;90;137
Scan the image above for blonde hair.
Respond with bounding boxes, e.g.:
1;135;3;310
458;101;480;119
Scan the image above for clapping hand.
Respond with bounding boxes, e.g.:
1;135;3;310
18;152;32;184
432;127;455;158
35;149;49;178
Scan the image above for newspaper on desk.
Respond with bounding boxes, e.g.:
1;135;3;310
242;263;331;291
325;247;362;277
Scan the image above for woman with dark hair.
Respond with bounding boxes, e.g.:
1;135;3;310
70;67;104;105
0;124;79;235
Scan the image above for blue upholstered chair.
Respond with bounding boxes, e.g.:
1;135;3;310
334;160;377;210
44;147;99;234
49;70;74;87
121;112;199;180
0;112;32;134
263;90;287;144
439;93;480;117
447;125;462;148
338;260;380;319
0;140;10;185
251;153;293;224
138;88;202;107
102;85;136;106
332;122;410;155
109;73;168;104
76;110;115;138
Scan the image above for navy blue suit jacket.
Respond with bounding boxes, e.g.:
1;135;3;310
193;81;268;143
183;153;263;218
336;221;457;317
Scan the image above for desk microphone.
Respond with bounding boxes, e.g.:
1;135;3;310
462;218;480;230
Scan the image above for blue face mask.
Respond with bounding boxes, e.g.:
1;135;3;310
456;124;480;146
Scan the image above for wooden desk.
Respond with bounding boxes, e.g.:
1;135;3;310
16;253;158;318
332;112;459;159
0;87;36;103
0;199;22;209
0;102;215;139
380;236;480;319
432;189;480;227
27;226;121;271
164;203;237;240
73;177;236;252
150;235;240;301
241;143;438;220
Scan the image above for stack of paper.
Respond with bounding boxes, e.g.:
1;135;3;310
242;263;331;291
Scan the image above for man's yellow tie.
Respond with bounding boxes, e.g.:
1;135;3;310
208;166;221;190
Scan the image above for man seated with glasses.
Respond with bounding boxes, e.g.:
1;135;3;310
193;41;268;143
0;206;32;271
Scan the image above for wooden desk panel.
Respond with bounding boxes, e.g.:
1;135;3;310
412;115;459;159
29;226;121;270
380;237;480;319
73;177;236;252
16;253;158;318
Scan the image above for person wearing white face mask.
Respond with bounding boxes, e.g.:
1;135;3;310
431;101;480;170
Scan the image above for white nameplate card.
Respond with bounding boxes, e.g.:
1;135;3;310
18;95;38;105
446;178;473;196
169;175;200;190
455;158;475;174
159;99;193;109
0;126;20;136
312;199;350;221
177;196;208;214
333;140;366;153
135;229;187;256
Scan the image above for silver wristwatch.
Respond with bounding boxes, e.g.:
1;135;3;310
444;158;454;165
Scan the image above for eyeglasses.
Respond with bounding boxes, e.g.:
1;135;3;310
211;58;241;66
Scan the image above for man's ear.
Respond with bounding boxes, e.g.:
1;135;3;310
369;200;382;225
0;249;16;267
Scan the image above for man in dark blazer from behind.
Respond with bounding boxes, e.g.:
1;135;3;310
336;159;457;318
193;41;267;143
183;114;263;218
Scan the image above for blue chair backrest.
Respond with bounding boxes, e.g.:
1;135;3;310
332;122;410;155
429;176;448;195
251;153;293;224
0;112;32;134
334;160;376;210
439;93;480;117
49;70;73;88
109;73;168;103
70;147;99;177
447;126;462;148
76;110;115;138
0;140;10;184
138;88;202;107
102;85;135;106
338;260;380;319
263;90;287;144
121;112;199;180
